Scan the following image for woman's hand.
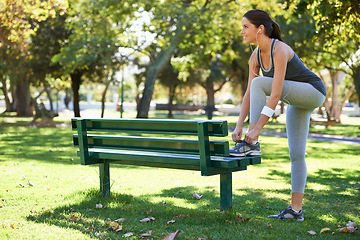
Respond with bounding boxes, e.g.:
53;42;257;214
232;126;243;142
244;127;261;144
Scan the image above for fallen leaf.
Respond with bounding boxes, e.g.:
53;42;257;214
193;193;203;200
163;230;181;240
267;223;272;228
114;218;126;223
167;219;176;224
320;228;331;234
339;221;358;233
237;216;251;222
145;209;152;214
109;222;121;231
70;215;78;222
308;230;316;235
140;217;155;222
95;203;106;209
140;230;152;238
86;225;96;232
123;232;133;237
347;221;356;228
10;224;17;229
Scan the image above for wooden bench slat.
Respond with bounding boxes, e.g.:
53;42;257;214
73;134;229;156
71;118;228;137
83;149;258;170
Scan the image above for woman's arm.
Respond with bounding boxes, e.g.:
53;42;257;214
232;49;260;142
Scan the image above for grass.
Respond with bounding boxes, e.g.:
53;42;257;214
0;110;359;239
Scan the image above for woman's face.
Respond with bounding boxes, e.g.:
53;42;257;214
240;17;259;44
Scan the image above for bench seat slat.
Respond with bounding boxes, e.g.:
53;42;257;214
83;149;258;170
73;135;229;156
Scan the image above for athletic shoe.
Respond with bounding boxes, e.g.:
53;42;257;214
268;206;304;221
229;140;261;157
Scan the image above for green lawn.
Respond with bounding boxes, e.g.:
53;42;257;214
0;112;359;239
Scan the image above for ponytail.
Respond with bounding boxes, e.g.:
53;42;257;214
269;20;283;42
244;10;283;42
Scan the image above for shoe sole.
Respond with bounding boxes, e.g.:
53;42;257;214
229;150;261;157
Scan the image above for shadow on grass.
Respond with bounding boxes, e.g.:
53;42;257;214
26;167;359;239
267;167;360;222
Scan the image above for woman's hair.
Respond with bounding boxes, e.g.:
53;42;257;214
243;9;283;42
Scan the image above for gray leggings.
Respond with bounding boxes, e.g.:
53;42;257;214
249;76;326;194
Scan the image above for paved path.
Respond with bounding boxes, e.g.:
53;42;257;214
260;130;360;146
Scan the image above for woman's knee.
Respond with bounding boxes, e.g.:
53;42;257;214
289;149;306;162
250;76;272;93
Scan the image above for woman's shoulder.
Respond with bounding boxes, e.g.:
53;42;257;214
250;47;259;64
273;40;293;60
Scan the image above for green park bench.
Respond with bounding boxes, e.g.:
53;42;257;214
72;118;261;211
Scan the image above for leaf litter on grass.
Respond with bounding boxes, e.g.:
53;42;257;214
308;221;358;236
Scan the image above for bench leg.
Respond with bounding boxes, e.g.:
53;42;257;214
99;162;110;196
220;172;232;211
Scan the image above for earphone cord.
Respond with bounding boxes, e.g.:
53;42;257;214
249;43;260;77
250;31;261;77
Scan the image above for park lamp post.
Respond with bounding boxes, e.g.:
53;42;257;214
120;66;124;118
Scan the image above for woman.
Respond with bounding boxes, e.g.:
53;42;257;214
229;9;326;221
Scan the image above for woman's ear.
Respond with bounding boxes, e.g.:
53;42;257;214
258;25;265;34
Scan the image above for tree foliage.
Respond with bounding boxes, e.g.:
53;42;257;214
0;0;68;116
296;0;360;46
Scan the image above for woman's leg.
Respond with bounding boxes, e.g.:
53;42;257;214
286;105;313;211
248;77;325;216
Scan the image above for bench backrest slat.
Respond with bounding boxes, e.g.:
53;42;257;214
71;118;228;136
72;118;230;176
73;135;229;156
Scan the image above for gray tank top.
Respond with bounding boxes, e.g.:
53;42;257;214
257;39;326;96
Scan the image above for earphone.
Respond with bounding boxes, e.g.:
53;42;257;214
257;29;261;34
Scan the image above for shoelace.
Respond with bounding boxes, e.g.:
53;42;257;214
234;140;243;146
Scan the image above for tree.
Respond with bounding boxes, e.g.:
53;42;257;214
136;0;240;118
52;0;136;117
295;0;360;100
0;0;68;116
28;12;70;116
157;61;180;118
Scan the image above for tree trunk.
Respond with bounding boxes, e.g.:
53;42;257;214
205;86;216;120
15;76;33;117
45;86;54;112
330;70;341;121
338;84;356;118
101;78;112;118
353;65;360;101
70;70;83;117
0;77;15;112
137;26;187;118
167;83;177;118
